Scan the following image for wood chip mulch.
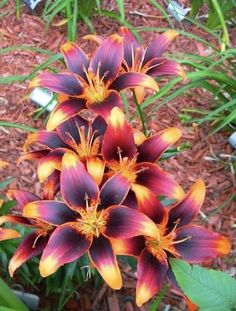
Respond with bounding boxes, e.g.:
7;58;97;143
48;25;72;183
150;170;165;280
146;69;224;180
0;1;235;310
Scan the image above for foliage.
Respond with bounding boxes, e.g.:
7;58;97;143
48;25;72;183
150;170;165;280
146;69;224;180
190;0;236;49
170;258;236;311
0;277;29;311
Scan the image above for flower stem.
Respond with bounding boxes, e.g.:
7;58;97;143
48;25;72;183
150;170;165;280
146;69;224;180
132;91;147;135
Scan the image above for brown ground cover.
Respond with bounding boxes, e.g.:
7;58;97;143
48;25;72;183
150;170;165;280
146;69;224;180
0;0;235;310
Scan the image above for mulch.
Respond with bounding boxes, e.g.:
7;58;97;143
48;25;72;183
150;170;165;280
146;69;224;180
0;0;235;310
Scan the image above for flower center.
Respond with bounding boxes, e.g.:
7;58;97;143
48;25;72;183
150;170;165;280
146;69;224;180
77;207;107;238
145;223;191;261
82;67;108;103
67;126;100;160
108;155;138;183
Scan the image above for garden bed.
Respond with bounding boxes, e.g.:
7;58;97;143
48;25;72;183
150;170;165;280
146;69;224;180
0;1;235;310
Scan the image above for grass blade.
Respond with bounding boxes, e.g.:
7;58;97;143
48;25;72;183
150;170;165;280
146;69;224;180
0;121;37;132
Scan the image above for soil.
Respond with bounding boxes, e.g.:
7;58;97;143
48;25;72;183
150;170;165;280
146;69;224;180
0;0;235;310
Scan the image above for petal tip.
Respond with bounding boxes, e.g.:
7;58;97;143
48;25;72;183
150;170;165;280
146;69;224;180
39;256;58;277
109;107;126;128
136;284;152;307
217;236;231;256
162;127;182;144
60;41;75;53
46;110;67;131
110;33;123;44
165;29;179;40
191;179;206;203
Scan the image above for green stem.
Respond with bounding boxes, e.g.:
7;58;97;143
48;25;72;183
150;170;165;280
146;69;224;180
66;0;72;41
15;0;20;19
132;91;147;135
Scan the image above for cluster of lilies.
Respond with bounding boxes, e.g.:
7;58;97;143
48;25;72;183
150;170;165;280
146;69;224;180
0;28;230;307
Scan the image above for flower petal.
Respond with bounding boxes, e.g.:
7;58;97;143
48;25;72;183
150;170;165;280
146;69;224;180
0;228;20;242
37;149;67;182
7;189;40;212
18;150;50;164
101;107;136;161
47;98;87;131
83;34;103;45
0;215;32;226
43;170;60;200
23;131;67;151
56;114;88;147
137;127;182;162
89;236;122;289
110;72;159;92
9;231;47;276
175;225;231;263
132;184;165;223
135;163;185;200
61;153;99;210
86;157;105;185
89;34;123;82
136;248;168;307
39;224;91;277
168;179;205;228
99;173;131;209
23;201;77;225
122;190;138;209
143;30;178;64
91;115;108;138
111;236;145;256
29;72;84;96
119;27;143;69
86;90;122;120
104;206;160;239
60;42;89;79
147;59;186;80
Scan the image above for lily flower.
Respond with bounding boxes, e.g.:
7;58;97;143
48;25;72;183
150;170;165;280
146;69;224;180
119;27;186;102
111;180;231;306
101;107;185;203
22;152;159;290
0;190;59;276
21;114;107;196
86;28;186;102
29;34;159;130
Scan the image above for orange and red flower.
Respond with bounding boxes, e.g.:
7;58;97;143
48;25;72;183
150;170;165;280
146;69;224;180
29;34;158;130
22;153;159;289
0;190;59;276
101;107;185;203
111;180;230;306
21;114;107;197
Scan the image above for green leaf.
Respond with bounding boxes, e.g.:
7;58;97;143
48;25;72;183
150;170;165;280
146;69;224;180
170;258;236;311
0;277;29;310
116;0;125;23
0;178;14;190
0;121;37;132
148;284;169;311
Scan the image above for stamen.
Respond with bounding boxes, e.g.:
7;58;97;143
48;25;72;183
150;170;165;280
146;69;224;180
131;44;135;71
85;193;90;211
139;48;146;72
144;60;166;73
32;231;46;248
171;235;191;245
